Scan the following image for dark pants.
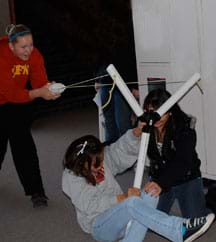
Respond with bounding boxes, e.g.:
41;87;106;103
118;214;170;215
100;87;132;144
157;178;210;218
0;103;45;196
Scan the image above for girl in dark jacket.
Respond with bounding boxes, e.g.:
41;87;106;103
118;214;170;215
143;89;210;218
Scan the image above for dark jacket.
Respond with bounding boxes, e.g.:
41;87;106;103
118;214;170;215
147;115;201;192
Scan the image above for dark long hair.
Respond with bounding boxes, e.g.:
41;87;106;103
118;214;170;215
63;135;104;185
143;89;190;131
143;89;193;177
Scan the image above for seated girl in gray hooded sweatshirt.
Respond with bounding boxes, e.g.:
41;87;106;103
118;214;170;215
62;123;214;242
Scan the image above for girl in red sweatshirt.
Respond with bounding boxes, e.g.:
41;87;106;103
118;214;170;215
0;24;60;207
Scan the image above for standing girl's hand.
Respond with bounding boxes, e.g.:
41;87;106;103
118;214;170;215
29;83;61;100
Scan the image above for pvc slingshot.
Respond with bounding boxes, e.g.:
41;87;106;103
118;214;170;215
106;64;201;189
49;64;201;188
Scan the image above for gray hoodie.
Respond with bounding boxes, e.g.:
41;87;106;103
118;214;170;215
62;129;140;233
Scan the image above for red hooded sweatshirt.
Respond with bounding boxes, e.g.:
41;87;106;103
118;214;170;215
0;36;48;104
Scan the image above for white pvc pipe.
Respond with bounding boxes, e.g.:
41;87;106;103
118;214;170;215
156;73;201;116
107;64;201;189
106;64;144;117
133;132;150;188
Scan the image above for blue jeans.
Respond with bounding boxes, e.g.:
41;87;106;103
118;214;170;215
92;192;184;242
157;178;210;218
100;86;132;144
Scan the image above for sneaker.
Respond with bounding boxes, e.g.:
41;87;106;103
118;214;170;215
183;213;215;242
31;193;48;208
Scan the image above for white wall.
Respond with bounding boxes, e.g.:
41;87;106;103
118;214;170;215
199;0;216;178
132;0;216;179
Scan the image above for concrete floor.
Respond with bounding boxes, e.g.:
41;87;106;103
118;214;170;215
0;105;215;242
